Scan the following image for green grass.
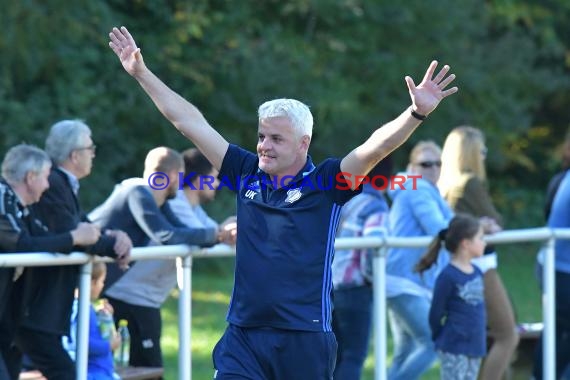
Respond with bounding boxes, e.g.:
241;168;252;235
160;244;542;379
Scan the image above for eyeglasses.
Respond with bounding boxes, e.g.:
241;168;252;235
415;160;442;169
75;144;97;153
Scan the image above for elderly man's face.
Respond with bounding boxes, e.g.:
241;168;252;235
27;163;51;204
73;135;96;179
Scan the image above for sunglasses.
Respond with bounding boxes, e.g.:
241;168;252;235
416;160;442;168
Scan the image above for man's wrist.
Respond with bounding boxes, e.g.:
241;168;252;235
410;106;427;121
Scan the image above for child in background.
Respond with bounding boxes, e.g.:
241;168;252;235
64;262;121;379
415;214;487;380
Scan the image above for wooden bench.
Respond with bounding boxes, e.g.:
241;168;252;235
515;322;542;359
116;366;164;380
19;367;163;380
507;322;543;378
18;371;45;380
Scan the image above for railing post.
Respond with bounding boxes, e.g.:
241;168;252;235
373;243;387;380
543;235;556;380
76;260;92;380
178;254;193;380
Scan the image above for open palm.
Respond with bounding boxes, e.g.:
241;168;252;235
406;60;458;116
109;26;145;77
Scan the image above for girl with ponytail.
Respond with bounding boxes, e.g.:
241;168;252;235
416;214;487;380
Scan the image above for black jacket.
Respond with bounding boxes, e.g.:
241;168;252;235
0;178;75;319
21;168;117;335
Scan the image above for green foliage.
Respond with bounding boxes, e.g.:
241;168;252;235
1;0;569;223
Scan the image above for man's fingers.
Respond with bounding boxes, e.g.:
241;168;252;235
109;41;120;55
405;76;417;92
442;87;459;98
113;26;127;43
422;60;438;83
432;65;450;84
121;26;137;48
109;30;121;45
438;73;456;90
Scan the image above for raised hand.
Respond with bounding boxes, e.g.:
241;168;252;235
109;26;145;77
405;60;458;116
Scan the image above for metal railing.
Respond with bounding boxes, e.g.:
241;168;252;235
1;227;568;380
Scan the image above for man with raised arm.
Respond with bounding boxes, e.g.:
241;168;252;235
109;25;458;380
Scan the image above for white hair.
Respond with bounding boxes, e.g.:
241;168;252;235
45;119;92;165
258;98;313;138
2;144;51;183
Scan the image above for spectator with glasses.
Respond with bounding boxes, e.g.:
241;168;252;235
18;120;132;380
385;140;453;380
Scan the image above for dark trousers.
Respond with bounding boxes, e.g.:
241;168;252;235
213;324;337;380
332;285;373;380
107;297;163;368
0;272;26;380
533;269;570;379
17;327;75;380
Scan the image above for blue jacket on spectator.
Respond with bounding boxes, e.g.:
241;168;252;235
386;175;453;291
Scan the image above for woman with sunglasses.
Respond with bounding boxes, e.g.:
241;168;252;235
385;140;453;379
438;126;518;380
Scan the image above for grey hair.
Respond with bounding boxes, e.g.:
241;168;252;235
258;98;313;138
45;119;92;165
2;144;51;183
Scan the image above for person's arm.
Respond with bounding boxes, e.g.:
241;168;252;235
429;271;454;341
34;176;116;257
128;187;217;246
0;201;98;253
462;177;503;227
108;26;228;170
340;61;458;189
17;220;101;253
161;202;218;246
0;211;77;253
409;186;452;235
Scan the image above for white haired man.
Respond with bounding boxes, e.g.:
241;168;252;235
17;120;132;380
0;144;99;379
109;26;458;379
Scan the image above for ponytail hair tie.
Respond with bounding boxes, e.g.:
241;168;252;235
438;228;448;241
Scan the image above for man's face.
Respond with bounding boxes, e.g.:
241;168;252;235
196;168;220;204
73;135;96;179
166;166;183;200
27;163;51;204
257;116;308;177
409;149;442;185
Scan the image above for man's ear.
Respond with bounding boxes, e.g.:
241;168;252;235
24;171;35;186
69;150;79;164
301;135;311;151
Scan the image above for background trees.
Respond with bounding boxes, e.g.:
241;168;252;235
1;0;569;226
